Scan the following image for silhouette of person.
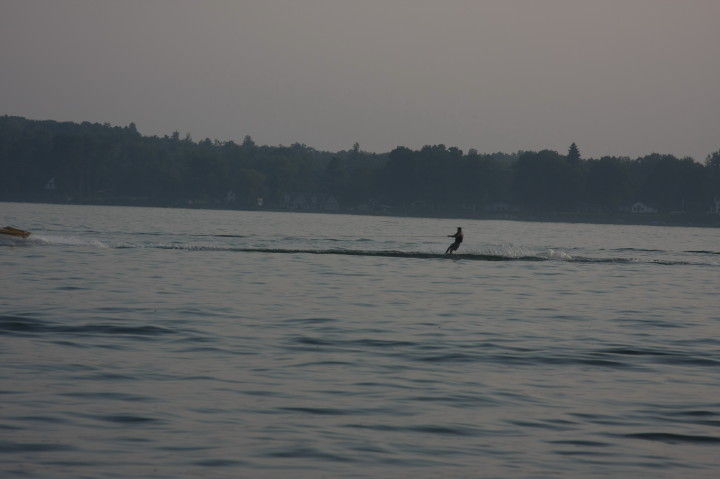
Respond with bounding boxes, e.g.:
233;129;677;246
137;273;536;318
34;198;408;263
445;227;464;254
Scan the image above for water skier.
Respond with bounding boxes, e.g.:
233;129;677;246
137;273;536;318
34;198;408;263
445;227;464;255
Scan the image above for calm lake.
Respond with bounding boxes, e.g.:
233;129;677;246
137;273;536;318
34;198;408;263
2;202;719;478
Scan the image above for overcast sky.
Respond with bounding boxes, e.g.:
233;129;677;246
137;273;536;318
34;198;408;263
2;0;719;160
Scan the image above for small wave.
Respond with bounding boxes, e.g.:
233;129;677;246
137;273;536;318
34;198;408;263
564;256;712;267
0;315;177;338
261;446;354;462
95;414;162;424
189;233;248;238
346;423;482;438
279;407;355;416
0;440;76;453
612;247;664;253
623;432;720;444
193;459;248;467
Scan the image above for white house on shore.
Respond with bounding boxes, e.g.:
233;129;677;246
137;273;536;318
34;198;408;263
625;202;657;214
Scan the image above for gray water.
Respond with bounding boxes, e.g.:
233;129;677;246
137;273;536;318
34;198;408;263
2;202;719;478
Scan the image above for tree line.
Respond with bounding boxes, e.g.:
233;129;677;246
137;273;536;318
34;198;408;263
2;116;719;218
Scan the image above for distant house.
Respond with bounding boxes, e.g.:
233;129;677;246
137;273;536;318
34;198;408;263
709;198;720;215
283;194;308;209
290;195;308;209
323;196;340;211
486;202;512;213
629;202;657;214
281;194;340;211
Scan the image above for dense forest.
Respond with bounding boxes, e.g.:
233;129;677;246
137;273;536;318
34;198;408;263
2;116;720;224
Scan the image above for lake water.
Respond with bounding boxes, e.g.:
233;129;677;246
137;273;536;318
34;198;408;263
2;202;719;478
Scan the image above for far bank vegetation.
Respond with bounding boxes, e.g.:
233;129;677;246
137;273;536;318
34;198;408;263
2;116;720;224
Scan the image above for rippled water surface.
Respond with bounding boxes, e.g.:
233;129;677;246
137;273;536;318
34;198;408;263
2;203;719;478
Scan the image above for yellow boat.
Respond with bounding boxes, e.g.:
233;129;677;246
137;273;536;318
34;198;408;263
0;226;31;238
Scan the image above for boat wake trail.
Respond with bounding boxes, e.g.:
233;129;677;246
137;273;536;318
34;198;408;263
225;248;547;262
147;245;719;266
5;234;716;266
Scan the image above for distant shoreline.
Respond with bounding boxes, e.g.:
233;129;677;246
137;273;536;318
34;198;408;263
6;199;720;229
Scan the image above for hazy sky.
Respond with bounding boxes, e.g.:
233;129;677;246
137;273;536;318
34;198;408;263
2;0;719;160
